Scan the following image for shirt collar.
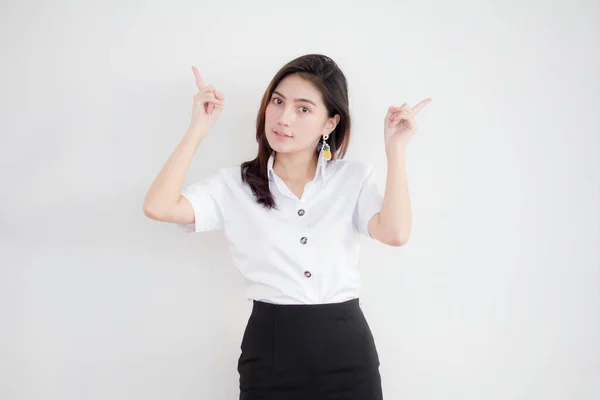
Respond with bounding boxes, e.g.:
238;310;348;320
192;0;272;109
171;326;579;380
267;149;328;183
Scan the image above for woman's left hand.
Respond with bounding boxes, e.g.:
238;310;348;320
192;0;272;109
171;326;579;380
384;98;432;152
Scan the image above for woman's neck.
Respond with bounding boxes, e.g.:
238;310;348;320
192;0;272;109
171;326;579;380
273;150;318;183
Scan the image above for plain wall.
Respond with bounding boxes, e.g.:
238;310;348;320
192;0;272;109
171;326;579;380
1;0;599;399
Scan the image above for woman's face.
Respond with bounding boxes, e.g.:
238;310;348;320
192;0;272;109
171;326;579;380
265;74;338;154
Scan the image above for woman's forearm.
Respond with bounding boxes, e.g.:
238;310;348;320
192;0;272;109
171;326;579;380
379;146;412;244
143;124;208;215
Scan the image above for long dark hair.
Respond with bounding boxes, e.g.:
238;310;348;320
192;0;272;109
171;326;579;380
240;54;352;209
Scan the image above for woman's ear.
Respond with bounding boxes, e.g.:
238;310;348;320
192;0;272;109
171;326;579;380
326;114;341;134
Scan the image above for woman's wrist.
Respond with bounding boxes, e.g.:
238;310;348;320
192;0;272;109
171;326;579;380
187;122;209;138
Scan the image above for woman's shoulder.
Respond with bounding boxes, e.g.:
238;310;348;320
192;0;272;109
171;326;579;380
331;157;370;168
216;163;261;190
327;158;374;180
212;164;244;184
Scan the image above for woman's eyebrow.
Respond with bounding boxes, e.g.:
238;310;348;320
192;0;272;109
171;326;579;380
273;90;317;107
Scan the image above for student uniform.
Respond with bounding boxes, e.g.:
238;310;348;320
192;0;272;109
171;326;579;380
178;149;385;399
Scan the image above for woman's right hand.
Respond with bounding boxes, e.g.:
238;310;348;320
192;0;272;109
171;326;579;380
189;65;225;131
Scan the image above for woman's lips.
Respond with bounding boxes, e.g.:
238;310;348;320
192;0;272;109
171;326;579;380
274;130;293;139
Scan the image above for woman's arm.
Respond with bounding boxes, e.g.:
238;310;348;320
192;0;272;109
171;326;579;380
143;65;225;224
368;147;411;246
143;125;208;224
368;98;431;246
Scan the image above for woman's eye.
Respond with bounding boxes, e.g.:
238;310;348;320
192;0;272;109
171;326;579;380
272;98;309;113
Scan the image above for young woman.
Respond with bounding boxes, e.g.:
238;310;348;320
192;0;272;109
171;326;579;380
143;54;431;399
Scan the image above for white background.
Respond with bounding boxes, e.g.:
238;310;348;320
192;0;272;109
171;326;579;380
2;0;599;399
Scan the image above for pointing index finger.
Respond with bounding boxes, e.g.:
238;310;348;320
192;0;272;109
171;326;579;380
191;65;205;90
410;98;432;115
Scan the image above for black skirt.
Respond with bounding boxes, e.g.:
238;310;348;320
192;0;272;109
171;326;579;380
237;298;383;399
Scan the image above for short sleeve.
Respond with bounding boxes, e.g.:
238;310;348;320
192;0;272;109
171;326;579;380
177;170;227;233
353;165;384;237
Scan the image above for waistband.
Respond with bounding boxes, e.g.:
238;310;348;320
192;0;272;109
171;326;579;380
252;298;361;318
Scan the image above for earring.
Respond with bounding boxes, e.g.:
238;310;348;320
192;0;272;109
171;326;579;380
321;134;332;161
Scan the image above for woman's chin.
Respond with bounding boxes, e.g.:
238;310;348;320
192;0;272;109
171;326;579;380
270;145;294;154
267;138;294;152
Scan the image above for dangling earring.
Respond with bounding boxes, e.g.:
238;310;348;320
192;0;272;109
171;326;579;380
321;134;332;161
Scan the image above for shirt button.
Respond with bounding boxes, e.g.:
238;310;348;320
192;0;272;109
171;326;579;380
297;209;305;216
300;237;307;244
304;271;312;278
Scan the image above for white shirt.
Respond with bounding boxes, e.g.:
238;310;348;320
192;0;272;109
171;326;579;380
177;149;384;305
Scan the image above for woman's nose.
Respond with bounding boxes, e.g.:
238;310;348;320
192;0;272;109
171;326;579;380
277;107;294;126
